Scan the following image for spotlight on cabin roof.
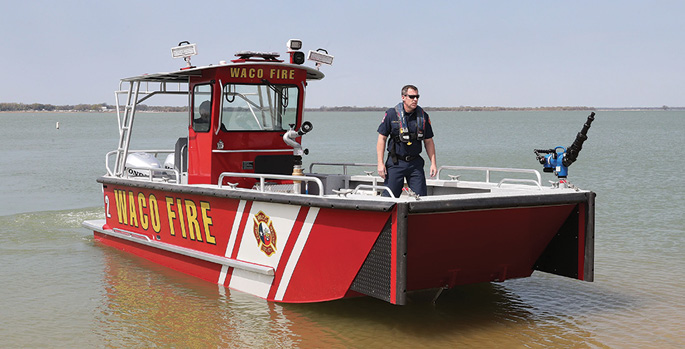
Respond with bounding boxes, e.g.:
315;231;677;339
287;39;305;65
171;41;198;69
286;39;303;51
308;48;334;70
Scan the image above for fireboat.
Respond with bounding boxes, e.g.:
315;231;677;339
83;40;596;305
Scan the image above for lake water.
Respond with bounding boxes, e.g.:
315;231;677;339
1;110;683;347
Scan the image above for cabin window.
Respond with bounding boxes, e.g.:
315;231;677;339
192;84;213;132
220;83;298;131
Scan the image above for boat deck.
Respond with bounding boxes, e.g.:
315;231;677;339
98;161;591;215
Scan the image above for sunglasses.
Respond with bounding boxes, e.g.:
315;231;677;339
404;94;420;100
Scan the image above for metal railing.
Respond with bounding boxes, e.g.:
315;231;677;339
116;80;189;105
351;184;396;198
112;79;189;177
309;162;376;175
436;166;542;187
218;172;325;196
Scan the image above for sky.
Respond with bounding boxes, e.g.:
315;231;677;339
1;0;683;108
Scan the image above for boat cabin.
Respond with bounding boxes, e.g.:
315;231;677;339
110;45;326;190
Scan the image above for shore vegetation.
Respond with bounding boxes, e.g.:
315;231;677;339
1;103;682;113
0;103;186;112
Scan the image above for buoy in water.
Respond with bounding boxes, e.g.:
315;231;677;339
56;121;60;129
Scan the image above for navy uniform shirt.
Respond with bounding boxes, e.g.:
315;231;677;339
377;107;434;158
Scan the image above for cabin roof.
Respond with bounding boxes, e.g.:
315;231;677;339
121;62;325;83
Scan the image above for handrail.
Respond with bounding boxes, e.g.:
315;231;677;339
352;184;396;198
217;172;325;196
437;166;542;186
112;228;152;242
117;80;188;96
86;220;274;276
497;178;543;190
309;162;376;175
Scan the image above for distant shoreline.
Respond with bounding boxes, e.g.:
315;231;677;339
305;106;685;112
1;102;683;113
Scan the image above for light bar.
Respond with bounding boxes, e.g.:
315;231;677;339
171;43;198;59
308;50;334;65
235;51;280;59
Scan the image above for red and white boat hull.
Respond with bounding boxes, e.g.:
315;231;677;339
85;178;594;305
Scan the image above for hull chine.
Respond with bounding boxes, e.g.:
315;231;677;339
83;219;275;281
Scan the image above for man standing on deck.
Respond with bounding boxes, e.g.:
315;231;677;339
377;85;437;197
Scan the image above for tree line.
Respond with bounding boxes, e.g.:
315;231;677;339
6;103;682;113
0;103;188;112
306;106;596;112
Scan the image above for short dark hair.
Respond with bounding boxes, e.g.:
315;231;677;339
401;85;419;96
199;100;211;116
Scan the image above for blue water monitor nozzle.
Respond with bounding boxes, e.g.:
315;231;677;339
534;112;595;186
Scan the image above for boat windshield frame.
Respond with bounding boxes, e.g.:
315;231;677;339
219;82;299;132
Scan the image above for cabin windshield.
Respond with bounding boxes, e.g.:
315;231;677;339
221;83;299;131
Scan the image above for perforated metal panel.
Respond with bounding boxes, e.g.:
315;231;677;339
350;218;393;302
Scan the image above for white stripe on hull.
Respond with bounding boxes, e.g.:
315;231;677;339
228;202;306;298
218;200;247;285
275;207;319;301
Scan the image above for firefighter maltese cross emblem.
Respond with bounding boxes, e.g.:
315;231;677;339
253;211;277;256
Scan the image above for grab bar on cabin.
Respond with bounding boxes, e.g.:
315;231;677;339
217;172;325;197
437;166;542;186
309;162;377;175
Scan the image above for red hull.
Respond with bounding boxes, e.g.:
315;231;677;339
406;205;576;290
86;180;594;305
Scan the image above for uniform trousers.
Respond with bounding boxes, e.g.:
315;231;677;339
383;156;427;197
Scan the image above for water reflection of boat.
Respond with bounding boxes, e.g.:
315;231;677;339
83;40;595;305
95;245;303;347
96;243;606;347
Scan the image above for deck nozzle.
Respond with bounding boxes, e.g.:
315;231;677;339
283;121;313;156
283;122;314;194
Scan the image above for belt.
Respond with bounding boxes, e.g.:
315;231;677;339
398;154;419;162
